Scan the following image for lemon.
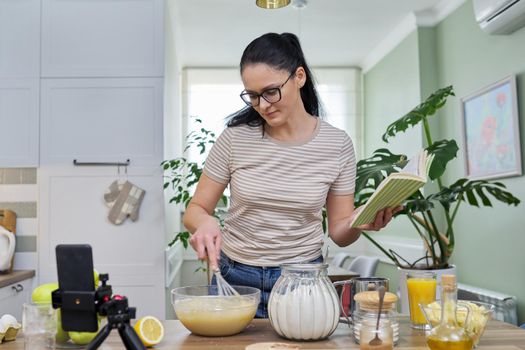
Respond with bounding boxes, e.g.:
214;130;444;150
134;316;164;347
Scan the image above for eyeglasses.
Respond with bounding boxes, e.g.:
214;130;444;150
240;72;295;107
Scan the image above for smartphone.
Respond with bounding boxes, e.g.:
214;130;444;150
55;244;98;332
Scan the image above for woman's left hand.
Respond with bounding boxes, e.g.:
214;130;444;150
356;206;403;231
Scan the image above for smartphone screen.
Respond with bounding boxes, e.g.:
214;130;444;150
56;244;99;332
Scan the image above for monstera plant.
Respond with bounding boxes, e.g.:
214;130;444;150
354;86;520;269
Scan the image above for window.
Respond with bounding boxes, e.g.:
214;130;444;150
182;67;363;165
182;68;244;166
314;67;363;157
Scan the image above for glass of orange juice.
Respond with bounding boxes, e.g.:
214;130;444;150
406;271;437;329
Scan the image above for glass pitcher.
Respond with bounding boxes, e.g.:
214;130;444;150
268;263;340;340
420;300;495;347
334;277;390;320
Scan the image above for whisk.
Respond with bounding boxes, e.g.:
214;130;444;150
214;268;240;296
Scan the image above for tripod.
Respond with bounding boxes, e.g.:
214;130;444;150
87;294;145;350
52;273;146;350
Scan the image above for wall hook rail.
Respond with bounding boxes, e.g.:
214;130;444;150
73;159;131;167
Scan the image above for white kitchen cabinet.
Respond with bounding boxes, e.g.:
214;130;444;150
0;0;40;78
40;78;163;167
32;0;167;319
41;0;164;77
0;278;32;321
38;167;165;319
0;79;39;167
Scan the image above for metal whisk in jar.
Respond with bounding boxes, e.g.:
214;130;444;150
352;291;399;345
268;263;340;340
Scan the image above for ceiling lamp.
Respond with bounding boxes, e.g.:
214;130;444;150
256;0;291;9
292;0;307;9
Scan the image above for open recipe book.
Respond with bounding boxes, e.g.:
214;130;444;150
349;149;434;228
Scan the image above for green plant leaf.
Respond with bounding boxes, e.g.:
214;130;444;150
321;207;327;234
168;231;190;248
426;139;459;180
475;187;492;206
163;116;228;251
404;197;435;212
429;179;520;210
382;86;455;143
354;148;407;207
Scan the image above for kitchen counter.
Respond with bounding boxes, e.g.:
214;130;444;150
0;270;35;288
2;317;525;349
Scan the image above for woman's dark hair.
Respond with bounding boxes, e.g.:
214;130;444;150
227;32;323;127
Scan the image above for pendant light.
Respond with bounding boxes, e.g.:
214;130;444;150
256;0;291;9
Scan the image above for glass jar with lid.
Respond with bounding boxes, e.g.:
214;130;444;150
268;263;340;340
359;319;394;350
352;290;399;345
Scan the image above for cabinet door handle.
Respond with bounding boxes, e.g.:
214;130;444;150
11;284;24;293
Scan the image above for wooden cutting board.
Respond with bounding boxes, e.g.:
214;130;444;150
0;209;17;234
0;209;17;274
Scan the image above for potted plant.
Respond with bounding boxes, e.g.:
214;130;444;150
162;117;228;249
353;86;520;310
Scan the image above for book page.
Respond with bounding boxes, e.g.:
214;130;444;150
401;150;425;177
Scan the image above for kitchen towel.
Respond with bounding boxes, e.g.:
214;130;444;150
105;180;145;225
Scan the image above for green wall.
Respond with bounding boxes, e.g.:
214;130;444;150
363;0;525;324
363;31;423;241
362;29;424;302
363;31;422;156
434;1;525;324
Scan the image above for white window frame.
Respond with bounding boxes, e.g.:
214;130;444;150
181;67;364;163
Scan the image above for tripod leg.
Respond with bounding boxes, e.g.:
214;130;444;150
118;323;146;350
86;324;111;350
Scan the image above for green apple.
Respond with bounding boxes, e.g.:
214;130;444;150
93;268;100;288
55;309;70;343
68;330;99;345
31;282;59;303
68;317;100;345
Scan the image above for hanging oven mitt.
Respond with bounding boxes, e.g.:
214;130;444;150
104;180;145;225
104;180;123;204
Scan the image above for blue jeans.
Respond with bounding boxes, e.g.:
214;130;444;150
213;252;323;318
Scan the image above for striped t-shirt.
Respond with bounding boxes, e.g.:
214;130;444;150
203;119;356;266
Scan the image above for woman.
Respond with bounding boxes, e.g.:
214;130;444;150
183;32;398;318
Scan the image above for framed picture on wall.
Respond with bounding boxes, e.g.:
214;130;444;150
460;75;522;180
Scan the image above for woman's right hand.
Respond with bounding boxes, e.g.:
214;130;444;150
189;217;222;271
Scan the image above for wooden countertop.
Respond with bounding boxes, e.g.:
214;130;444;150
2;317;525;349
0;270;35;288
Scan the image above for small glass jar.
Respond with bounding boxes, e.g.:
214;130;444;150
359;319;394;350
352;300;399;345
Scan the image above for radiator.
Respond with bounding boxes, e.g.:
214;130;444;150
458;283;518;325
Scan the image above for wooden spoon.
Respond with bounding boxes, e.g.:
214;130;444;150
369;286;386;346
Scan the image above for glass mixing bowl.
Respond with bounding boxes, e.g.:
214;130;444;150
171;285;260;337
419;300;495;347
